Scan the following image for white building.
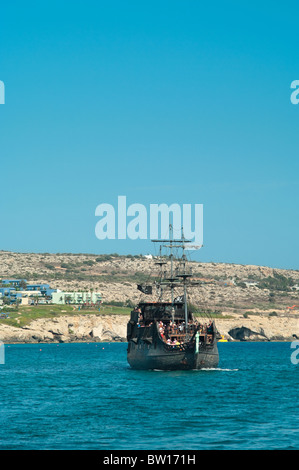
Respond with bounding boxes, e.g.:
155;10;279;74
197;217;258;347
51;291;101;305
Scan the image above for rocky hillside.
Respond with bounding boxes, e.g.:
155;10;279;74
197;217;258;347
1;250;299;316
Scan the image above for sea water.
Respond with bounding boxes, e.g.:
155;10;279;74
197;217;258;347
0;342;298;450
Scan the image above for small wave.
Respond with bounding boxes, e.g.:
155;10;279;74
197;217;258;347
151;368;239;372
198;367;239;372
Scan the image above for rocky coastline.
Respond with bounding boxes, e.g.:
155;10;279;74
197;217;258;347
0;313;298;344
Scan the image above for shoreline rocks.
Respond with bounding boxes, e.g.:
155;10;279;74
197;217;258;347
0;313;298;344
0;315;128;344
216;314;298;342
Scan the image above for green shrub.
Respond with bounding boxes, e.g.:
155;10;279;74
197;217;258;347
259;272;295;292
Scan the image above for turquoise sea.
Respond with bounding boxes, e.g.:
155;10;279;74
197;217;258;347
0;342;298;450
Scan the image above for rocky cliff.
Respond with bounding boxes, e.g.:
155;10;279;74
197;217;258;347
0;315;127;344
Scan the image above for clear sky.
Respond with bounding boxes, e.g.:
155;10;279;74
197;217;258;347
0;1;298;269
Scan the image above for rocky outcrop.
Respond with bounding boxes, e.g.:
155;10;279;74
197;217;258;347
216;315;298;342
228;326;269;341
0;315;128;344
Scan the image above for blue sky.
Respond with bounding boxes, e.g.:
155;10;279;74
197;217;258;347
0;1;298;269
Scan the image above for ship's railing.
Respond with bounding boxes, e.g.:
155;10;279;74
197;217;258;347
162;335;214;352
163;340;195;352
155;318;216;352
158;321;214;338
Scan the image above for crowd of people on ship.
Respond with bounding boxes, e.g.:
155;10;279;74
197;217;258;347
157;319;214;345
133;307;214;346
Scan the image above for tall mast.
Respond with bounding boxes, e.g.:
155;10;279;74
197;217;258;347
169;224;174;304
154;244;167;301
151;225;192;309
183;233;188;334
176;228;192;337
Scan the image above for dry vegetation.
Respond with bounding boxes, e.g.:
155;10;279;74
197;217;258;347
1;250;299;318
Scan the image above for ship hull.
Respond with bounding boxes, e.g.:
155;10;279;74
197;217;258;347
127;340;219;370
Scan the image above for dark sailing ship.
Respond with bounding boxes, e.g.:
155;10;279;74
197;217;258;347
127;229;220;370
